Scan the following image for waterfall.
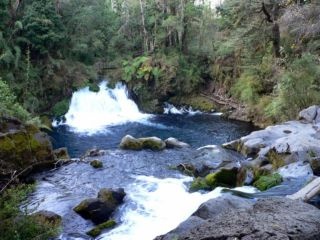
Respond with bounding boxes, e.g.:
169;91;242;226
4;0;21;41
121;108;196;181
62;81;150;133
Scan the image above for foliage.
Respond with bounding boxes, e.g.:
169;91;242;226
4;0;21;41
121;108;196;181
0;78;30;121
0;184;59;240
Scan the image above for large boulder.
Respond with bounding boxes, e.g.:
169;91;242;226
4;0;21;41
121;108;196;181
74;188;125;225
299;105;319;123
119;135;166;151
0;117;56;184
155;197;320;240
178;145;246;177
32;210;62;227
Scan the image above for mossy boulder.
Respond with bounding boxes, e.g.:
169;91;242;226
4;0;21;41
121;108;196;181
165;137;190;148
53;147;70;161
253;173;283;191
86;219;116;237
32;210;62;227
88;83;100;92
74;188;126;225
90;160;103;168
190;167;246;192
119;135;166;151
0;117;56;182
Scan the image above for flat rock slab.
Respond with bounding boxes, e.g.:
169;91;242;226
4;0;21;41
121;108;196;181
156;197;320;240
224;121;320;157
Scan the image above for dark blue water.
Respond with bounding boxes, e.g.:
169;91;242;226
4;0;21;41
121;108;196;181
50;114;256;157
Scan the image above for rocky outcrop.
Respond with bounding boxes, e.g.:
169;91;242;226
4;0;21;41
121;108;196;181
223;107;320;178
32;210;62;227
74;188;125;225
119;135;166;151
155;197;320;240
0;117;57;185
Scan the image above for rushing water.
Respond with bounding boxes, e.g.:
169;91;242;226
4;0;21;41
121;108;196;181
28;82;258;240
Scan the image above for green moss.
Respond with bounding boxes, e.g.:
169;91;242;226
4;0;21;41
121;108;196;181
189;177;210;192
205;168;239;189
90;160;103;168
253;173;283;191
86;220;116;237
266;150;285;170
141;138;166;151
0;136;14;152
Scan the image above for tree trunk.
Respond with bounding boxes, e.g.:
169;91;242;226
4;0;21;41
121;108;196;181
139;0;148;52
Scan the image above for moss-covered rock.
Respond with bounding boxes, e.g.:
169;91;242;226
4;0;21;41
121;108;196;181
89;83;100;92
74;188;126;225
119;135;166;151
52;99;70;117
119;135;143;150
0;117;55;182
90;160;103;168
32;210;62;227
253;173;283;191
86;220;116;237
53;147;70;160
190;167;246;192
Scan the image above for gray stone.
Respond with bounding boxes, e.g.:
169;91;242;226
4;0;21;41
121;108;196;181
299;105;319;123
119;135;166;151
192;195;254;219
165;137;190;148
155;197;320;240
316;108;320;124
181;145;245;177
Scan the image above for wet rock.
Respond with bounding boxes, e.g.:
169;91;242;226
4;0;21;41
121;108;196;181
164;137;189;148
192;195;254;220
53;147;70;160
86;219;116;237
90;160;103;168
155;197;320;240
74;188;125;225
32;210;62;227
119;135;166;151
253;173;283;191
299;105;319;123
190;167;246;192
84;148;106;158
180;145;246;177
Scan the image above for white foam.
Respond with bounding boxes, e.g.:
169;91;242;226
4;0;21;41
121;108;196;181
101;175;255;240
163;103;202;115
60;81;150;134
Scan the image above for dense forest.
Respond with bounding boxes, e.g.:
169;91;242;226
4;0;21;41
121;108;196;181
0;0;320;126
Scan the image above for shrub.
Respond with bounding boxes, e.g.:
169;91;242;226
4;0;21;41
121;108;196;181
0;184;59;240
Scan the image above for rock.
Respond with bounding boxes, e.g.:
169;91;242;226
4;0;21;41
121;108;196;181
278;162;314;180
253;173;283;191
180;145;246;177
140;136;166;150
316;108;320;124
0;117;55;184
74;188;125;224
86;219;116;237
299;105;319;123
119;135;166;151
119;135;143;150
192;195;254;220
156;197;320;240
90;160;103;168
32;210;62;227
53;147;70;160
84;148;106;158
164;137;189;148
190;167;246;192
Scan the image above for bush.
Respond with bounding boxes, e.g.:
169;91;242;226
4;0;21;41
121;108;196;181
0;78;30;121
0;184;59;240
266;53;320;120
52;99;70;117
